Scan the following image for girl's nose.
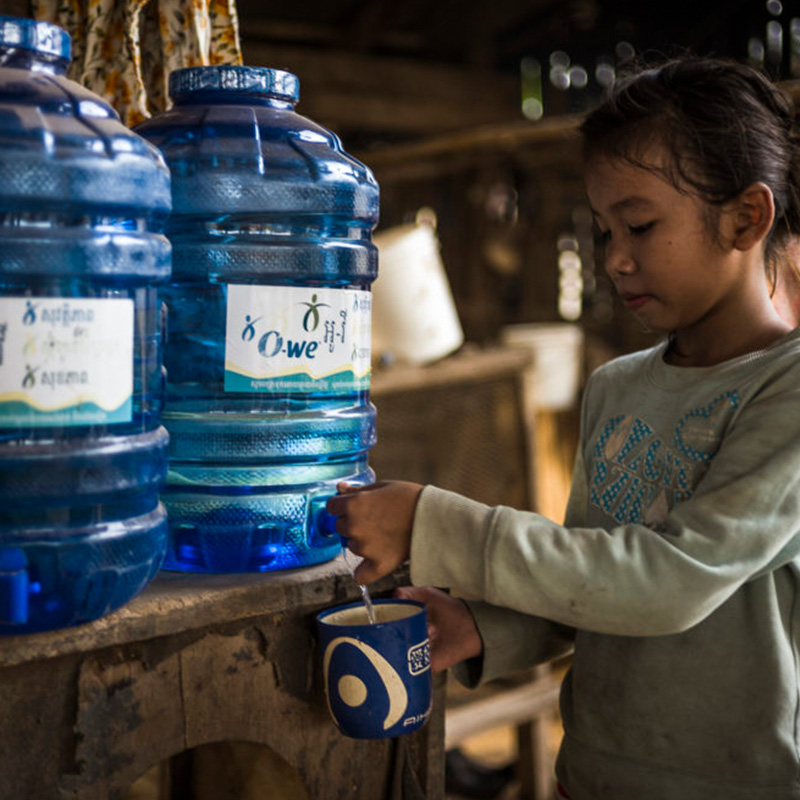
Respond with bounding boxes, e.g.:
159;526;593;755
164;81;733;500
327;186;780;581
604;238;636;276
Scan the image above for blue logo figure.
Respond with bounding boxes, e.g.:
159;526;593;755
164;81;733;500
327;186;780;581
22;364;38;388
301;294;329;332
22;301;39;326
241;314;261;342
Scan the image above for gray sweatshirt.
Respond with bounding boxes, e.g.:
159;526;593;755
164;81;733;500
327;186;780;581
410;328;800;800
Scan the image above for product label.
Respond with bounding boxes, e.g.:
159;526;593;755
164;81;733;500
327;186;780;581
0;297;134;426
224;284;371;393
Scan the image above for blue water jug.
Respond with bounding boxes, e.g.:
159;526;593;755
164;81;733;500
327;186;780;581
136;66;379;573
0;16;172;633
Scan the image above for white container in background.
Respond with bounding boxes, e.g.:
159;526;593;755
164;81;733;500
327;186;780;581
501;322;584;411
372;216;464;365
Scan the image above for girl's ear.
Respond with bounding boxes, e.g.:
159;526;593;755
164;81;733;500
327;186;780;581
730;182;775;251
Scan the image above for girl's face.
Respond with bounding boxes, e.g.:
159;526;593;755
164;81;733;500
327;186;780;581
585;147;745;338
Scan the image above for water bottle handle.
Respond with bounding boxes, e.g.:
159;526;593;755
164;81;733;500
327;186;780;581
317;509;340;538
0;548;34;625
315;479;371;539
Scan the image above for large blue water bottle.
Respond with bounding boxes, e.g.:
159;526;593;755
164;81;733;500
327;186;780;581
137;66;378;573
0;16;172;633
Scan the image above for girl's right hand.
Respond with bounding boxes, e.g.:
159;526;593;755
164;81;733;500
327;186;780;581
326;480;424;585
395;585;483;673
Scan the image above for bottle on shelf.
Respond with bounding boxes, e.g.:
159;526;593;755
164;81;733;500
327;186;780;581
137;66;379;573
0;15;172;632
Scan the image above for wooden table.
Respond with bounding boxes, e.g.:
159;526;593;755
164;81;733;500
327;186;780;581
0;558;445;800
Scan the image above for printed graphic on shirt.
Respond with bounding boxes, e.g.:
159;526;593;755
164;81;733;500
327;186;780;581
589;391;740;526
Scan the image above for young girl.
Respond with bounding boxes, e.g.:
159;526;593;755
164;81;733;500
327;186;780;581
327;57;800;799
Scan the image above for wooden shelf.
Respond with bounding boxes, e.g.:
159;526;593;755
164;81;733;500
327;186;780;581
0;558;405;669
371;345;531;396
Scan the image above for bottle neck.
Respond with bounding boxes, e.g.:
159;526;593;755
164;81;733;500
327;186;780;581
0;46;68;76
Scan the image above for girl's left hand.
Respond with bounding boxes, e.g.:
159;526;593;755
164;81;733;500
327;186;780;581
326;480;424;584
395;585;483;673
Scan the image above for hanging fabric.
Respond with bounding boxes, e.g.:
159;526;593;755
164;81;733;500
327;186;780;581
31;0;242;126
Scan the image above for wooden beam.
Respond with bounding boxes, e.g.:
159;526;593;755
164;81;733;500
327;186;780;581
240;42;521;134
355;115;582;182
356;77;800;182
359;115;582;166
444;671;562;750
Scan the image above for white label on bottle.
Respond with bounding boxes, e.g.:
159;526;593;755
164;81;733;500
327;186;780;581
0;297;134;426
224;284;371;393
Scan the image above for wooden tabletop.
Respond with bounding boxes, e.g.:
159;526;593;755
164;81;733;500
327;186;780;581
0;555;405;668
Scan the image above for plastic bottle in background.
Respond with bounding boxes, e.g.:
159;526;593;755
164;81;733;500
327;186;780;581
0;16;172;633
136;66;379;573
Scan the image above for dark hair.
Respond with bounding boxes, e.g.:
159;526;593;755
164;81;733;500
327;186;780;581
580;56;800;279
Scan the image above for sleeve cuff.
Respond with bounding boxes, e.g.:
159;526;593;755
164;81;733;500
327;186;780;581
452;600;575;687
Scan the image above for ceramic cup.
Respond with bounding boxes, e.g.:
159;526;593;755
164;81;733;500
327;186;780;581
316;598;432;739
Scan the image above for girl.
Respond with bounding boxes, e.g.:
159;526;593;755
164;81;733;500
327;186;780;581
327;57;800;799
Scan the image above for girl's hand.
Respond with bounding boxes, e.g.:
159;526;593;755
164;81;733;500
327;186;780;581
395;586;483;673
326;480;424;584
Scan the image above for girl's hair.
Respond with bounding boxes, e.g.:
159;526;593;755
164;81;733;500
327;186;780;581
580;56;800;279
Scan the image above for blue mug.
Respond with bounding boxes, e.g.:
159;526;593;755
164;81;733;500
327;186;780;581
317;598;432;739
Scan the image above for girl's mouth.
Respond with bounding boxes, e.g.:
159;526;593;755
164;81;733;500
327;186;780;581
621;293;653;310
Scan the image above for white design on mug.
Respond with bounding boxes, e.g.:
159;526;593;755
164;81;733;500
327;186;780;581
408;639;431;675
323;636;409;731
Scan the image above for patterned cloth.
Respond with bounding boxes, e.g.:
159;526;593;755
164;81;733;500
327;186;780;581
31;0;242;126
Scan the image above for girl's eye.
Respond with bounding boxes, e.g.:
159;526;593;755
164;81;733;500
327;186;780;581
629;221;655;236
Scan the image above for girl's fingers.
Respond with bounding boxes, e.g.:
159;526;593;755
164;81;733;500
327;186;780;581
347;538;364;557
335;482;363;494
336;481;391;495
353;560;378;585
325;494;348;516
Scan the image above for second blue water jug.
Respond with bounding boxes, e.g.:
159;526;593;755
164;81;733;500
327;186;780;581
137;66;379;573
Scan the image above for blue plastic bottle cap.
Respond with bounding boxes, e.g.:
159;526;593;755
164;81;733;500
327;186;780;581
169;66;300;104
0;15;71;61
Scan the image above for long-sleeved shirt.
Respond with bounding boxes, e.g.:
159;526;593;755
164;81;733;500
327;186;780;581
410;328;800;800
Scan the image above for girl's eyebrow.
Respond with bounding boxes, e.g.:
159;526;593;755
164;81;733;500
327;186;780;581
589;195;655;221
610;196;654;212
